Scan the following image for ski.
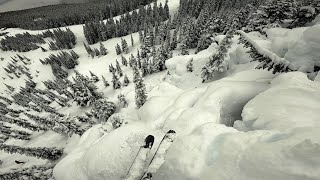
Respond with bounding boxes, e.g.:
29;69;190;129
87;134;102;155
124;135;155;180
140;130;176;180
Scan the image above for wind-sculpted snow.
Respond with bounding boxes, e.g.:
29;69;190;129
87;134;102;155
53;59;273;180
153;72;320;180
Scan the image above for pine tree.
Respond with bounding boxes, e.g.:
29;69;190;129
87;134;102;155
170;28;178;50
186;58;193;72
89;71;99;82
164;0;170;20
70;50;80;59
117;94;128;108
133;67;147;108
115;43;122;55
123;74;130;86
4;83;15;92
0;144;63;161
129;54;136;67
139;30;144;43
246;0;298;33
72;70;102;106
121;56;128;66
237;30;295;74
94;48;100;57
84;42;93;56
102;76;110;87
290;4;319;28
180;43;189;55
99;42;107;56
90;99;116;122
195;34;212;54
201;32;234;82
131;34;134;47
116;60;123;77
121;38;129;54
111;72;121;90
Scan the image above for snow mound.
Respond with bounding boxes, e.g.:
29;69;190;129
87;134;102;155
54;123;152;180
241;72;320;131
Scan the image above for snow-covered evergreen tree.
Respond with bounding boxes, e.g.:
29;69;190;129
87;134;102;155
90;99;116;122
201;32;234;82
111;71;122;90
237;30;296;74
0;143;63;161
71;70;102;107
121;38;129;54
180;43;189;55
246;0;298;33
117;94;128;108
195;34;212;54
115;43;122;55
133;67;147;108
116;60;123;77
99;42;108;56
89;71;99;83
186;58;194;72
102;75;110;87
131;34;134;47
121;55;128;66
170;28;178;50
123;74;130;86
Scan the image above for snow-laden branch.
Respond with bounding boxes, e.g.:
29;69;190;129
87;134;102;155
237;30;298;73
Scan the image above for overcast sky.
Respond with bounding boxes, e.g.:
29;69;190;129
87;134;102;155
0;0;87;13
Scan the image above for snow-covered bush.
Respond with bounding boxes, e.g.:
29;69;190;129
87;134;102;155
90;99;116;122
72;71;103;107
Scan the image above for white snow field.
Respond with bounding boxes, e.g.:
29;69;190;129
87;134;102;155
1;1;320;180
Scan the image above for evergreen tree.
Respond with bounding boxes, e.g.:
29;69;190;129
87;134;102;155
84;42;93;56
186;58;194;72
121;38;129;54
195;34;213;54
123;74;130;86
121;56;128;66
170;28;178;50
201;32;234;82
131;34;134;47
71;70;102;107
129;54;136;67
246;0;298;33
0;144;63;161
89;71;99;82
164;0;170;20
180;43;189;55
139;30;144;44
117;94;128;108
115;43;122;55
99;42;107;56
116;60;123;77
237;30;295;74
90;99;116;122
102;75;110;87
70;50;80;59
111;72;121;90
290;4;319;28
133;67;147;108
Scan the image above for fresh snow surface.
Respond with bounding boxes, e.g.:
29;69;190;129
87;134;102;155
1;4;320;179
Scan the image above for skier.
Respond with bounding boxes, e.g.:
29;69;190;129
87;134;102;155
144;135;154;148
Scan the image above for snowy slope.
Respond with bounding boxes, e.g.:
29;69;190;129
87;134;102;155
1;1;320;180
